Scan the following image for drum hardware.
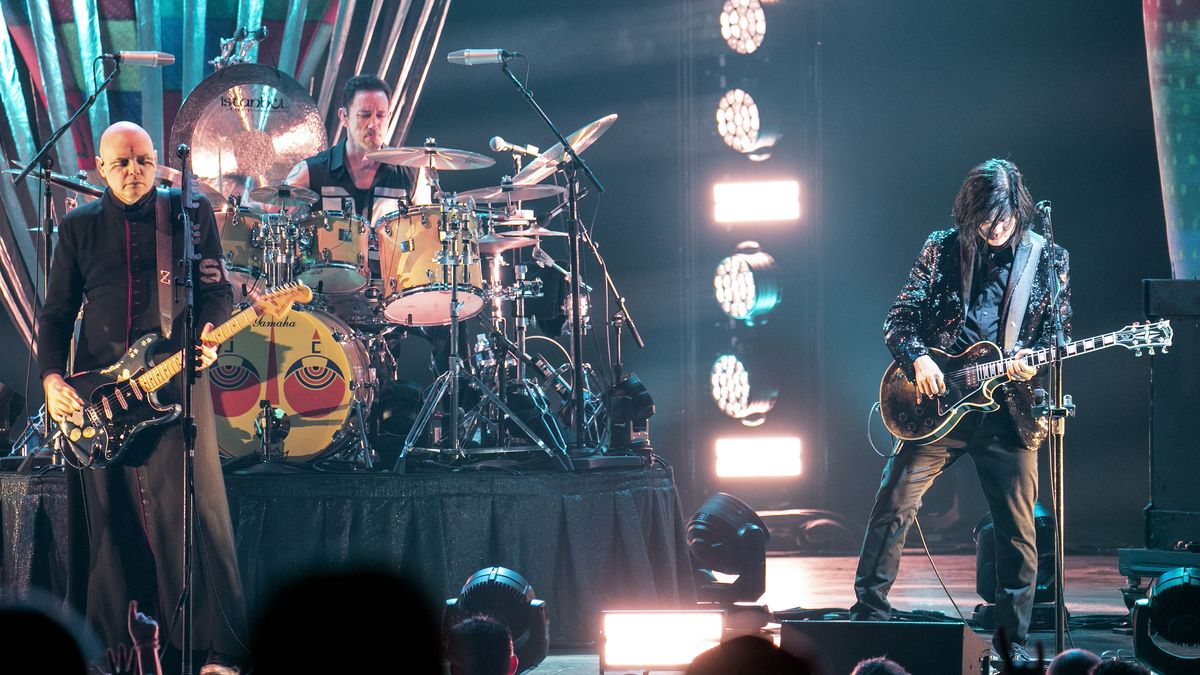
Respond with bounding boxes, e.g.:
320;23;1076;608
392;197;571;471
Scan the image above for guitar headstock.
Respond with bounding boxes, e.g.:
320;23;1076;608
1117;319;1173;357
254;281;314;318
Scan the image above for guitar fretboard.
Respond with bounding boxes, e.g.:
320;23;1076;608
964;329;1136;382
134;305;262;393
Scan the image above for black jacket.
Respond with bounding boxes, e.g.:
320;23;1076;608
883;227;1072;449
37;188;233;378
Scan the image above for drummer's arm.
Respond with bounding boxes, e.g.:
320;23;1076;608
285;160;310;190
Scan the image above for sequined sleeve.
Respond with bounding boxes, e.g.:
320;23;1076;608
1028;246;1072;350
883;232;944;375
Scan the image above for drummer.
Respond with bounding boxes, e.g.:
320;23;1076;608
285;74;433;221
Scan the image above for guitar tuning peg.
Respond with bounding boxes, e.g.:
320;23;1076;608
1135;349;1143;357
1162;347;1169;354
1148;347;1156;356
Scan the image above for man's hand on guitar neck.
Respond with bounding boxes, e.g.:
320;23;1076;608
913;354;946;402
1006;348;1036;382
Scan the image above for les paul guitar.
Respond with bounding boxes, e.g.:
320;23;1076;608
57;282;313;468
879;320;1173;445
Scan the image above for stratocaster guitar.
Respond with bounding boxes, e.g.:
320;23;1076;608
879;320;1173;444
57;282;313;468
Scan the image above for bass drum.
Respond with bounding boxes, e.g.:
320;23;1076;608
208;308;371;462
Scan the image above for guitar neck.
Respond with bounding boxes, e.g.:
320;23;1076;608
972;330;1123;380
134;305;262;393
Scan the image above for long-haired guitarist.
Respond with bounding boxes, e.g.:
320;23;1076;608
850;158;1072;662
37;122;247;673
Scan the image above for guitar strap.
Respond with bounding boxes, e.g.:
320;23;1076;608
154;187;176;339
1002;230;1045;352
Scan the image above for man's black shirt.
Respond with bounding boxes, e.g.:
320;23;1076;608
956;241;1015;351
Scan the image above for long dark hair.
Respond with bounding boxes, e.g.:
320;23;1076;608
952;158;1035;259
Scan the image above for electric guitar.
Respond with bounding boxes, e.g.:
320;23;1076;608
57;282;313;468
879;320;1173;445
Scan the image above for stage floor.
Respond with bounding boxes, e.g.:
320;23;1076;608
539;553;1134;673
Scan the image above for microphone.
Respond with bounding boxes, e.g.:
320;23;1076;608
447;49;520;66
490;136;540;157
102;51;176;67
1036;200;1052;215
532;246;593;292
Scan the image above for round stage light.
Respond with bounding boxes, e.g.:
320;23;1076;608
714;241;780;323
1133;566;1200;673
720;0;767;55
710;353;777;424
443;567;550;671
716;89;761;153
686;492;769;603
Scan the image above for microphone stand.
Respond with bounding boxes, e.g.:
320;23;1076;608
577;226;645;382
499;57;605;450
174;144;200;674
1032;201;1073;654
13;59;122;299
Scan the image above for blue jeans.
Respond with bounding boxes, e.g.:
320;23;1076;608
851;405;1039;645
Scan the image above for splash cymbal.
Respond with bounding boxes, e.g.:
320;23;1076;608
511;113;617;186
457;184;566;204
478;233;536;254
247;184;319;207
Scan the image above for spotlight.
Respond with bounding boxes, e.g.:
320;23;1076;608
974;502;1056;605
712;181;801;224
1133;567;1200;673
600;610;725;672
713;241;781;323
444;567;549;672
715;88;762;153
714;436;801;479
710;352;777;424
687;492;769;604
607;372;655;452
719;0;767;55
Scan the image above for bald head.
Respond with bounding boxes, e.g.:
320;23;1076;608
96;121;157;205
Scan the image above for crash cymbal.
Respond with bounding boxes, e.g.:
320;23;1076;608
457;184;566;204
155;165;182;186
365;145;495;170
511;113;617;186
5;163;103;197
478;233;536;255
247;184;318;207
498;226;568;238
170;63;328;200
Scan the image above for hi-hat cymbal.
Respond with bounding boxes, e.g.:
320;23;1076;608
457;184;566;204
511;113;617;186
365;146;495;170
5;163;104;197
478;233;536;255
498;226;568;238
247;184;318;207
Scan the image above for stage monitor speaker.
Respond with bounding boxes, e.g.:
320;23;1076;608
780;620;990;674
1143;279;1200;549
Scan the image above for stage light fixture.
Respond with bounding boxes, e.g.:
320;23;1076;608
716;88;761;153
687;492;769;604
714;436;801;478
1133;567;1200;673
443;567;549;672
600;610;724;672
713;241;781;323
712;180;801;223
607;372;656;452
720;0;767;55
710;353;777;424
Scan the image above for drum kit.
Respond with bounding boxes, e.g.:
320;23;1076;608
194;119;622;471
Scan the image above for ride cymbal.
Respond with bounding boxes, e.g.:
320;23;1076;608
511;113;617;186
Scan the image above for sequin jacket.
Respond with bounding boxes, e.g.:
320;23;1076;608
883;228;1072;449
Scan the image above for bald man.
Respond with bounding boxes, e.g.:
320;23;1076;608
38;122;247;673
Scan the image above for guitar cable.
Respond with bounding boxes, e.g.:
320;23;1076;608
867;401;901;459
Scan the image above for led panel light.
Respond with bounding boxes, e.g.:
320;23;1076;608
715;436;802;478
713;180;801;223
600;610;725;670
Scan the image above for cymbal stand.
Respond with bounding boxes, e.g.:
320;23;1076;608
500;58;605;451
393;199;567;471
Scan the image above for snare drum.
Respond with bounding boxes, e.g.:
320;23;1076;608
297;211;370;294
375;205;485;326
219;207;266;301
208;307;371;463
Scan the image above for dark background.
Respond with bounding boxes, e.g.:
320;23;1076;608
3;1;1167;549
